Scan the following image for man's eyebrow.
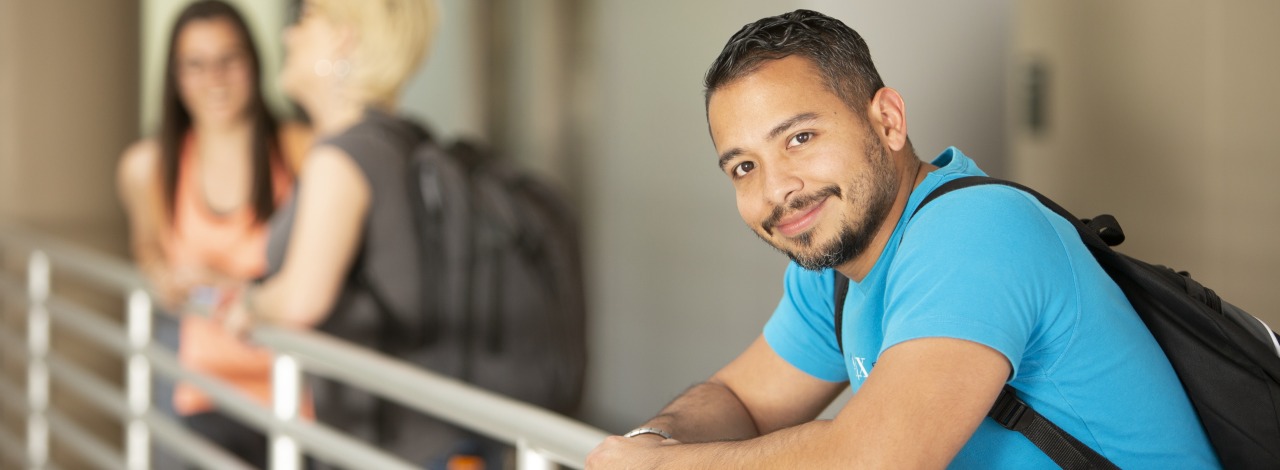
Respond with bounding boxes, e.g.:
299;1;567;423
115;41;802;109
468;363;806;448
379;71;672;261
717;112;821;171
717;148;743;171
767;112;820;141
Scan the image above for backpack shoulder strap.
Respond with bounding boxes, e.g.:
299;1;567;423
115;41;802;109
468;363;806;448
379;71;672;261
833;273;849;354
989;385;1120;469
831;175;1118;469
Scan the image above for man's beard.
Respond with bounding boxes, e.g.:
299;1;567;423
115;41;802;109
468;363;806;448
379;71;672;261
757;136;900;271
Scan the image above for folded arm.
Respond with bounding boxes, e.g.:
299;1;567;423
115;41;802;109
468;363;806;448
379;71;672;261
587;335;1009;469
637;336;846;444
231;145;369;330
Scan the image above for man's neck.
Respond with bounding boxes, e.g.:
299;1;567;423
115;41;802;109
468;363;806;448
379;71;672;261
835;155;933;282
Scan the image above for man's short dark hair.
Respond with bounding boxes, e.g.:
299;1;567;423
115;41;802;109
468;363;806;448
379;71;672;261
704;9;886;116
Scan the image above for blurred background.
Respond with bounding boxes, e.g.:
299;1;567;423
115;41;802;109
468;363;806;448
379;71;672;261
1;0;1276;451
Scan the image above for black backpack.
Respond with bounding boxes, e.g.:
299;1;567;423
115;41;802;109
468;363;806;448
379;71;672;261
368;124;588;417
833;176;1280;469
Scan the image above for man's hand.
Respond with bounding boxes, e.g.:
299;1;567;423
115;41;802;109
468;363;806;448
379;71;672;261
585;434;680;469
581;336;846;468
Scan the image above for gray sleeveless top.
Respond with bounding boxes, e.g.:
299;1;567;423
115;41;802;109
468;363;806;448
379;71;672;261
264;109;461;463
266;108;422;345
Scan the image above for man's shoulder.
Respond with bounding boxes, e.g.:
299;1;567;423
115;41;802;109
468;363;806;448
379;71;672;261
909;182;1061;239
893;181;1080;285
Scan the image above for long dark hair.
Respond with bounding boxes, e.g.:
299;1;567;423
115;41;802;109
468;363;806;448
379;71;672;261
159;0;282;223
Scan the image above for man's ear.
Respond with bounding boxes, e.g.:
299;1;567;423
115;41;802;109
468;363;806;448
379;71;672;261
867;87;909;152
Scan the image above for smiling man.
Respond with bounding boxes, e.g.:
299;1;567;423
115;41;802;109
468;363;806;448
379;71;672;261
586;9;1218;469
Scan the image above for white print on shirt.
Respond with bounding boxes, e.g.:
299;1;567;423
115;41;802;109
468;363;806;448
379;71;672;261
851;356;871;380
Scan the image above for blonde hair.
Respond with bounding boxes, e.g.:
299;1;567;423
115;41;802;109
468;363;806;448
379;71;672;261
311;0;438;108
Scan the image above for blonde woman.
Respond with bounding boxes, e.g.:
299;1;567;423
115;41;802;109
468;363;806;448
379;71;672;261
218;1;497;467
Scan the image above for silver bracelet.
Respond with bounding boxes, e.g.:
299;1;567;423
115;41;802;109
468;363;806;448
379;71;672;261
623;427;672;440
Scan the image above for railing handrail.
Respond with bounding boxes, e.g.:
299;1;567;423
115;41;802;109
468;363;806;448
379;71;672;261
0;220;146;292
0;220;608;469
254;326;606;466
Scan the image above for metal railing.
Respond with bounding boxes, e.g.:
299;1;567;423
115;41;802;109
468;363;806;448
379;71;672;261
0;221;608;469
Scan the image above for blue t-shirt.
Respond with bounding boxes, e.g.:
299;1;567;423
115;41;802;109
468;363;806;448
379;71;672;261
763;147;1218;468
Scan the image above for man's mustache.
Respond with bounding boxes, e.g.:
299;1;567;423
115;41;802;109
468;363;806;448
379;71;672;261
762;185;842;235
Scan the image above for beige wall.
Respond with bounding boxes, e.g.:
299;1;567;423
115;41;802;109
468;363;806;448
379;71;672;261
1010;0;1280;325
0;1;141;467
0;1;138;254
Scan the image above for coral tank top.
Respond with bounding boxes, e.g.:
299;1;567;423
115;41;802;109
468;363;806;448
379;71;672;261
164;132;310;418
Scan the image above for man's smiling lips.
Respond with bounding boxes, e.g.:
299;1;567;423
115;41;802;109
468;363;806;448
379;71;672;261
769;198;828;238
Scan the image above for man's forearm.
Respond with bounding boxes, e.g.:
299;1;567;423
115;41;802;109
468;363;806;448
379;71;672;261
639;381;762;443
659;419;846;468
591;415;849;469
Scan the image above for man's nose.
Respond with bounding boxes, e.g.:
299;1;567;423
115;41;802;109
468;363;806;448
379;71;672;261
762;160;802;207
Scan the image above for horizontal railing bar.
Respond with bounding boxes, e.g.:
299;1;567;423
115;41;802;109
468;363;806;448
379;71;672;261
40;302;419;470
46;295;130;355
143;408;255;470
45;350;127;418
45;286;604;468
1;377;67;470
256;327;608;468
16;305;573;470
41;292;239;465
2;222;610;468
45;406;125;470
7;321;253;469
141;340;419;470
42;296;199;407
1;322;132;423
274;410;419;470
123;341;253;469
53;351;254;469
1;340;123;470
0;221;146;292
28;302;410;470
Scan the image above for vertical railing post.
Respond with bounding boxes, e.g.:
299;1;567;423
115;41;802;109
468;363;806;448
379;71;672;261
270;353;302;470
125;289;152;470
26;251;50;469
516;439;557;470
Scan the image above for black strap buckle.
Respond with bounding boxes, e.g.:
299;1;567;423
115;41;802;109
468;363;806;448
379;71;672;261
988;385;1031;431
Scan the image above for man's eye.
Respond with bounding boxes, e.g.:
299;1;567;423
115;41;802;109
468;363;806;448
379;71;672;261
733;161;756;178
787;132;813;148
